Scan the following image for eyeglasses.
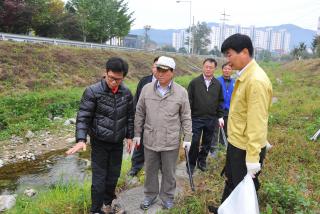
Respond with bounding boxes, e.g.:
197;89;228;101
107;74;123;83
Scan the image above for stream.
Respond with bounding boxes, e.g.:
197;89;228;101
0;149;92;195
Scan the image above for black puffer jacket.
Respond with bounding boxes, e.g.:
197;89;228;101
76;79;134;144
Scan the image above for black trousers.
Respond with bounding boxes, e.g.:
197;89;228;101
221;143;266;203
188;117;217;168
130;132;144;172
90;139;123;213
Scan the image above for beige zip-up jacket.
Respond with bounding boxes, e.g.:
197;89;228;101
134;81;192;152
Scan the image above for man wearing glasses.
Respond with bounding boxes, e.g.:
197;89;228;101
66;57;134;214
134;56;192;210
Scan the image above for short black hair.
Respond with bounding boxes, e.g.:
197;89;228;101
221;33;254;57
222;62;230;69
106;57;128;77
153;56;159;63
203;58;217;67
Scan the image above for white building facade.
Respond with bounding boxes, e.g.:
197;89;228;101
172;30;188;51
207;24;291;54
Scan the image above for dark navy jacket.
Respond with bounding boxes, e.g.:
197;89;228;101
134;75;153;107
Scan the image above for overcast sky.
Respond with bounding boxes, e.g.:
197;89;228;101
127;0;320;31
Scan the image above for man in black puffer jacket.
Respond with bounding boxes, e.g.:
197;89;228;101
66;57;134;214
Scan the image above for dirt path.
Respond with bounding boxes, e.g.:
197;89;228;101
115;161;192;214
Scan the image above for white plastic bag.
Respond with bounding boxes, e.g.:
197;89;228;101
218;174;260;214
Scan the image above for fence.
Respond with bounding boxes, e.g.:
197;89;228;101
0;32;218;60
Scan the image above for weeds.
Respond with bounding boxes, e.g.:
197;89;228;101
5;158;134;214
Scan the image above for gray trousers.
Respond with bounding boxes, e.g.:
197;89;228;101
144;147;179;202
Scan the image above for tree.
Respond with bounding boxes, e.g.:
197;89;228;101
26;0;66;37
161;45;176;52
58;12;82;41
291;42;307;60
209;46;221;57
69;0;134;43
311;35;320;57
256;49;272;62
178;47;187;54
0;0;32;34
186;22;211;55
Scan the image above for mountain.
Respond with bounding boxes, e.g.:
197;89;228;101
130;23;317;50
130;29;178;45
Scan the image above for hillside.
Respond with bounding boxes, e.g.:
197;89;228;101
2;58;320;213
0;41;212;94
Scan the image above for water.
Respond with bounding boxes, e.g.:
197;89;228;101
0;149;91;195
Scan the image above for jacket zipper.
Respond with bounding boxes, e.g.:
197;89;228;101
113;93;117;140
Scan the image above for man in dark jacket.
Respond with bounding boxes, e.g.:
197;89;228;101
66;57;134;214
187;58;224;174
128;56;159;176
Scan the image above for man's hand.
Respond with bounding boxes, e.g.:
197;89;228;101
218;118;224;127
66;141;86;155
183;141;191;152
246;162;261;178
127;139;134;154
133;137;141;146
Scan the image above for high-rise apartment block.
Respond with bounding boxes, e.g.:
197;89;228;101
172;30;188;51
207;24;291;54
172;23;291;54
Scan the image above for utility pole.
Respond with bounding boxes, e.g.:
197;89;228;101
220;10;230;47
144;25;151;49
176;0;192;54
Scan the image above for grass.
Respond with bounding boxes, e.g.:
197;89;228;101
165;60;320;213
0;74;202;142
5;157;136;214
0;88;84;141
2;54;320;213
0;41;205;94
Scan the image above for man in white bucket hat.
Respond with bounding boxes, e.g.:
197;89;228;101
134;56;192;210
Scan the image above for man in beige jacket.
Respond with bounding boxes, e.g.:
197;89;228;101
134;56;192;210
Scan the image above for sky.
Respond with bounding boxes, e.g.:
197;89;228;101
126;0;320;31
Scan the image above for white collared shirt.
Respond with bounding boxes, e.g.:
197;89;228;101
203;74;213;91
236;59;253;78
156;81;172;96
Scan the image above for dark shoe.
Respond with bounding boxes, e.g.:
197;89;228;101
197;161;207;172
127;168;138;177
162;200;174;209
140;196;157;210
208;205;218;214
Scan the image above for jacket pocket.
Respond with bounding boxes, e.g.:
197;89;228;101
230;114;246;136
143;128;153;147
166;128;180;148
